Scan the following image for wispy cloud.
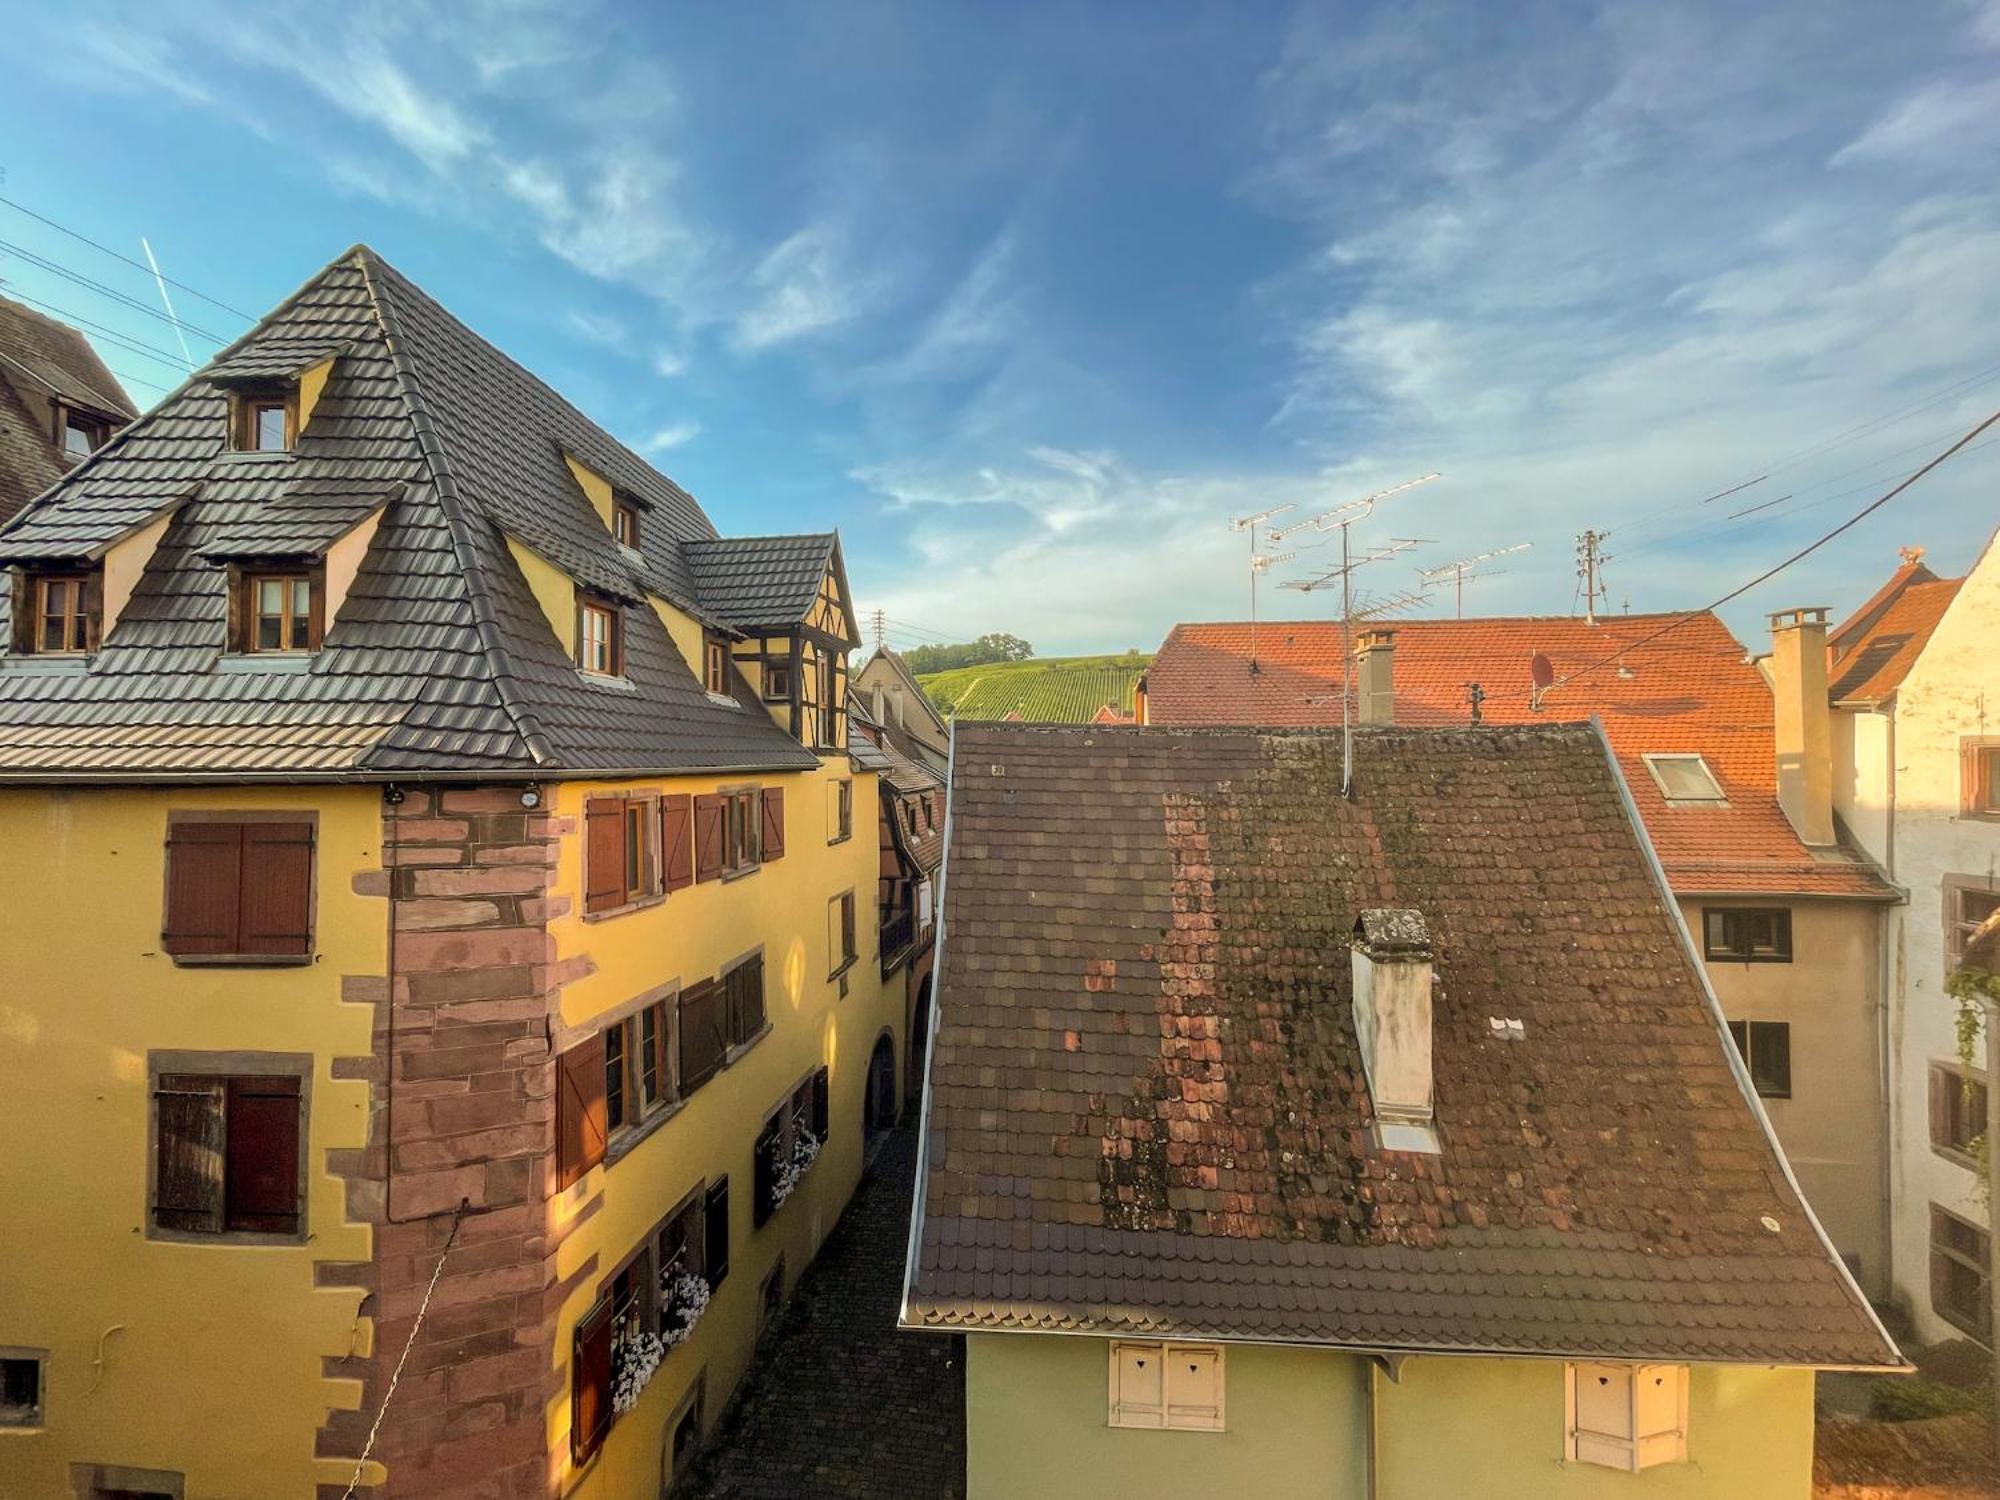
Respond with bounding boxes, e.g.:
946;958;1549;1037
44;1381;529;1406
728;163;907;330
642;421;701;453
734;223;870;351
566;310;631;349
1832;77;2000;165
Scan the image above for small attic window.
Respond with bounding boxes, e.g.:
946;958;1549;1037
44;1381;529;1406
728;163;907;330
1643;753;1725;805
229;385;297;453
240;571;321;653
578;597;624;678
17;571;99;655
704;636;729;696
59;405;109;459
613;499;643;552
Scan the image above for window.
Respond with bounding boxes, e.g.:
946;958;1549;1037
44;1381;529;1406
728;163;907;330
1964;743;2000;818
695;787;783;881
1703;907;1791;963
828;889;857;980
584;794;659;915
613;500;643;551
679;978;728;1096
61;407;108;458
828;779;853;844
765;657;792;701
150;1065;305;1238
1949;883;2000;968
665;1376;706;1488
162;817;315;961
1931;1205;1990;1341
24;571;96;654
1643;753;1725;804
244;572;319;653
578;598;623;677
1566;1363;1688;1470
704;636;729;696
594;998;678;1145
1930;1062;1988;1168
70;1463;184;1500
1108;1341;1225;1431
1726;1020;1792;1098
723;953;767;1049
754;1069;829;1227
0;1352;44;1427
230;387;296;452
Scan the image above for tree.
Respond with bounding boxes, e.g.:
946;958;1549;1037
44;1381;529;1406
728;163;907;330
901;634;1035;675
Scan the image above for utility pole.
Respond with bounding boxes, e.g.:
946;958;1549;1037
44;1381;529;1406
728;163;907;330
1576;530;1610;625
870;608;886;651
1230;505;1295;675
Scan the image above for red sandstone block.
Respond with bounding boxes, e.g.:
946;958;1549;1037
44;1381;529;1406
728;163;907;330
390;817;471;843
405;965;538;1006
384;844;466;868
474;842;561;866
434;996;552;1027
396;899;504;932
445;1348;546;1405
517;896;571;924
397;928;551;974
394;1123;545;1173
398;1042;516;1083
413;865;551;898
424;1089;530;1137
391;1164;487;1220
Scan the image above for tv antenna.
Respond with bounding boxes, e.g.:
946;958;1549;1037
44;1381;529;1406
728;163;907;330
1270;471;1441;794
1231;504;1296;674
1419;542;1531;618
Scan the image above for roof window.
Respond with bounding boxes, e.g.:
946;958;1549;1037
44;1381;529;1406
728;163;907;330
1642;753;1725;805
59;405;110;459
614;498;644;552
12;570;99;655
228;385;296;453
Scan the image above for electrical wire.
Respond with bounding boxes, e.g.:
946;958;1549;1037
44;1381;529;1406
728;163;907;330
0;286;202;369
0;194;256;319
1535;403;2000;705
0;238;233;342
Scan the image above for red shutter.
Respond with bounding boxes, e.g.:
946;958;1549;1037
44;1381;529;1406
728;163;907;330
694;794;724;883
761;787;786;862
239;822;314;956
662;794;694;892
163;823;244;956
571;1298;614;1464
155;1074;225;1232
556;1032;608;1190
584;799;625;914
224;1076;302;1233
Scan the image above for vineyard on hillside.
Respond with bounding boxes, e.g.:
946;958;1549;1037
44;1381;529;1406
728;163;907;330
917;653;1151;723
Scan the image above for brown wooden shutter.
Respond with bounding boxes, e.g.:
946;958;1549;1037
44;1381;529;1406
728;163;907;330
224;1076;301;1233
584;800;626;914
811;1067;829;1140
556;1032;608;1191
1931;1067;1952;1149
571;1298;614;1464
703;1178;730;1290
154;1074;225;1232
693;795;724;883
679;979;728;1093
239;823;314;957
727;954;766;1046
163;823;244;956
662;794;694;892
761;787;785;862
841;891;856;961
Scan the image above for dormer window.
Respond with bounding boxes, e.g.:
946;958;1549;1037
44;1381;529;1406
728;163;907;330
704;637;728;695
579;597;623;677
21;572;98;654
764;658;792;702
59;406;109;459
1642;753;1725;805
229;386;297;453
245;572;319;653
613;500;643;552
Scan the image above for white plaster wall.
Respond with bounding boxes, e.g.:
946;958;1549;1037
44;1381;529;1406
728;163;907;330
1832;709;1894;864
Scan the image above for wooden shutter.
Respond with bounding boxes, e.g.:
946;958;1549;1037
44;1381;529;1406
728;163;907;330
753;1116;782;1227
571;1299;614;1464
703;1178;730;1290
811;1067;829;1140
694;795;724;883
238;823;313;957
727;956;765;1047
841;892;856;962
154;1074;225;1232
584;800;626;914
163;823;244;956
679;980;727;1093
662;794;694;892
224;1076;301;1233
1931;1066;1954;1149
760;787;785;862
556;1032;609;1191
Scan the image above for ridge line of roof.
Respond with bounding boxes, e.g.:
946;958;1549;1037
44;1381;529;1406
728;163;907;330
356;250;554;769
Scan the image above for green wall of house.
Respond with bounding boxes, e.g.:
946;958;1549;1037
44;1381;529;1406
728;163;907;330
964;1334;1370;1500
965;1334;1820;1500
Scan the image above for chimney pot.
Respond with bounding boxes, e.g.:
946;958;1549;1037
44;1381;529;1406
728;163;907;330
1768;607;1834;846
1351;909;1438;1154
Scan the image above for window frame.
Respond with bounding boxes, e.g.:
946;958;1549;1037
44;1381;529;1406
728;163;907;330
577;595;625;679
24;569;98;655
0;1347;46;1429
1725;1019;1792;1099
58;403;109;459
1642;752;1727;805
240;569;323;654
228;385;298;453
828;778;853;844
145;1050;312;1246
1962;740;2000;820
704;635;730;696
613;499;644;552
828;888;858;981
1929;1060;1987;1171
1702;906;1793;964
1107;1340;1226;1432
764;656;793;702
1931;1203;1990;1342
1946;879;2000;975
721;787;761;877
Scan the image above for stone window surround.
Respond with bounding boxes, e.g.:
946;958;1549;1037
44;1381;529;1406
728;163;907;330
70;1460;185;1499
0;1344;48;1428
1961;736;2000;821
581;789;665;924
144;1049;314;1247
1943;873;2000;981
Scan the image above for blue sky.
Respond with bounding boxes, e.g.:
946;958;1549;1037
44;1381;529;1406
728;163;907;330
3;0;1997;655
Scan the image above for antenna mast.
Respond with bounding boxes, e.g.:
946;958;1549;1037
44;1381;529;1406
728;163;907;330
870;607;886;651
1230;504;1295;675
1576;530;1610;625
1277;472;1440;797
1418;541;1531;619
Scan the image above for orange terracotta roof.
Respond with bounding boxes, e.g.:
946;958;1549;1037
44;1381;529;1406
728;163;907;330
1827;573;1963;706
1146;614;1894;901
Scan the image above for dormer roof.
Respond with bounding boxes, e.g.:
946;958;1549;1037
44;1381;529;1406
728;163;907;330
0;294;137;524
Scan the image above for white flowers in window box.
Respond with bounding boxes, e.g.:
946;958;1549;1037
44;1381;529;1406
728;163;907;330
770;1130;822;1211
661;1270;711;1348
610;1319;665;1415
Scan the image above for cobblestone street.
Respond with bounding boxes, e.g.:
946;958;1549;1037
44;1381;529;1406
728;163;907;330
686;1124;965;1498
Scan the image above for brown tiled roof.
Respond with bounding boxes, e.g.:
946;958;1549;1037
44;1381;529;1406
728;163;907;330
0;294;136;524
1145;616;1893;900
903;722;1900;1368
1827;565;1964;706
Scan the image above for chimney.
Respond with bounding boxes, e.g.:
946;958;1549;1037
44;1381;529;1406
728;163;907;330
1355;629;1396;725
1350;909;1439;1154
1768;607;1834;846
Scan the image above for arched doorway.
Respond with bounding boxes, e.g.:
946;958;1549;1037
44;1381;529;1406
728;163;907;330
864;1033;897;1142
907;974;932;1109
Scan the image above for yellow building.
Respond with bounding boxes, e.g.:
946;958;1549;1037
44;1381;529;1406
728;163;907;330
0;247;906;1499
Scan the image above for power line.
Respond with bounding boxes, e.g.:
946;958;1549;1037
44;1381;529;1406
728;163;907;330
1534;403;2000;707
0;286;203;369
0;194;256;319
0;238;233;343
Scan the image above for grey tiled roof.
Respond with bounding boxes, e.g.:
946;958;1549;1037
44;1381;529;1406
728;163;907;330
903;721;1901;1369
205;337;355;380
685;533;841;632
0;295;137;525
0;247;829;780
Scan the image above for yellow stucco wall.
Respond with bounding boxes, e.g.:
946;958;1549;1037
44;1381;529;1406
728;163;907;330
0;785;383;1499
298;355;337;433
546;760;904;1498
508;535;578;657
1375;1356;1816;1499
563;455;617;531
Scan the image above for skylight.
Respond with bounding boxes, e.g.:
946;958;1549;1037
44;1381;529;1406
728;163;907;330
1643;753;1726;805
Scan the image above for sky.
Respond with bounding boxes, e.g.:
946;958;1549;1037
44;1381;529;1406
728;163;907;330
2;0;1997;657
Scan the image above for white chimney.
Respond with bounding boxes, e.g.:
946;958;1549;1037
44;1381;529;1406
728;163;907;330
1355;629;1396;726
1351;908;1438;1154
1768;607;1834;847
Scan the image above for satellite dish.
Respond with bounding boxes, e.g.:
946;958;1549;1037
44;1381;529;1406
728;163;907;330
1529;652;1555;689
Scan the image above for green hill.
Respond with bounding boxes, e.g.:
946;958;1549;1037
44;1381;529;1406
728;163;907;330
918;653;1151;723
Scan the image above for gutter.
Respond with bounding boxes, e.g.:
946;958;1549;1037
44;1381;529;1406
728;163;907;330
0;757;822;788
897;714;956;1330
